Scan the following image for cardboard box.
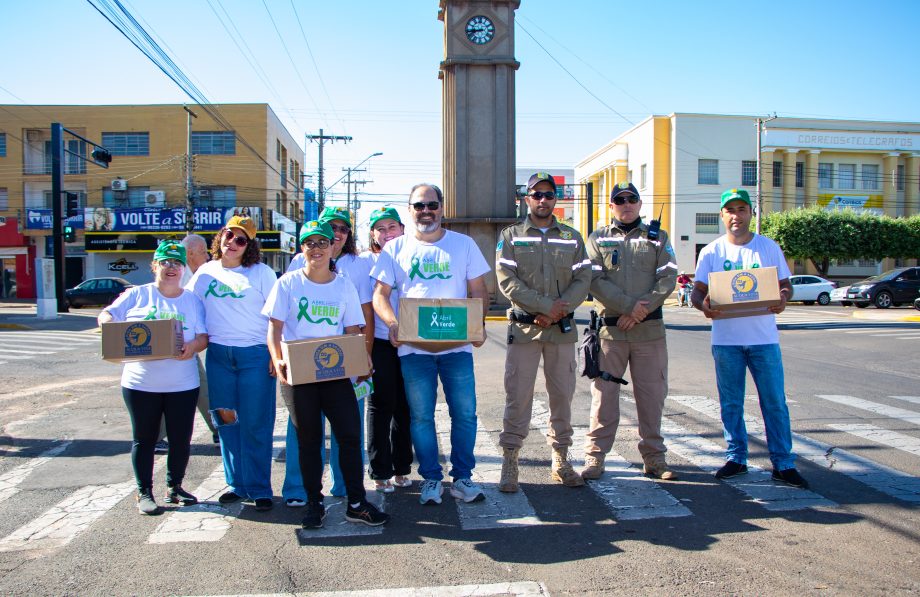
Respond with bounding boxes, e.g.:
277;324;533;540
708;266;781;319
101;319;183;363
397;298;485;353
281;333;369;386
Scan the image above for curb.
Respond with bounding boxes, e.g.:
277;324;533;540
0;322;32;330
851;310;920;322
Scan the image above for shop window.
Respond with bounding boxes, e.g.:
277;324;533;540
698;159;718;185
191;131;235;155
695;212;720;234
101;132;150;156
741;161;757;186
818;163;833;188
772;161;782;187
838;164;856;190
861;164;879;190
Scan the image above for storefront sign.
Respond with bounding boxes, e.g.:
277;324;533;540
817;194;884;215
85;231;282;252
25;209;83;230
763;129;919;152
83;207;230;232
107;258;139;274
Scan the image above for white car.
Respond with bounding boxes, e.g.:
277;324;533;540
830;285;851;307
789;275;837;306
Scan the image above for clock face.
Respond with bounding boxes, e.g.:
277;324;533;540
465;15;495;45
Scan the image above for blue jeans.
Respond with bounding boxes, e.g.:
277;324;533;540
400;351;477;482
712;343;795;470
207;343;277;499
282;399;365;500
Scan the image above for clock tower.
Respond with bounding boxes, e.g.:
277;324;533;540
438;0;520;299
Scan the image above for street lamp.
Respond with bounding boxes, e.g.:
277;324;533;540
326;152;383;216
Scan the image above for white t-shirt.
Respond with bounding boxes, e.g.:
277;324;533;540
186;260;277;347
370;229;491;356
694;234;791;346
262;270;363;341
287;252;373;304
104;284;206;392
366;251;399;341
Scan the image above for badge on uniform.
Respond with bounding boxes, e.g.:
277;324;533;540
560;231;572;240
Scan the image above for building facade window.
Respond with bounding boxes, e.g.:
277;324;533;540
102;187;150;208
640;163;647;189
741;160;757;186
695;212;720;234
197;186;236;208
861;164;879;190
897;164;905;191
0;188;7;210
191;131;235;155
698;159;718;185
0;133;6;157
772;161;782;187
818;163;833;188
796;162;804;187
101;132;150;156
838;164;856;190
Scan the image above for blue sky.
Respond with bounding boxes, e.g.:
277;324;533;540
2;0;919;204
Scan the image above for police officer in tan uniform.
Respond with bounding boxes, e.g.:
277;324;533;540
495;172;593;492
582;182;679;481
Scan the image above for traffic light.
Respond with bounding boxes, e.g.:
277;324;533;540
63;225;76;243
91;147;112;165
65;192;80;218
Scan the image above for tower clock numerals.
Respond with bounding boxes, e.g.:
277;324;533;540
465;15;495;45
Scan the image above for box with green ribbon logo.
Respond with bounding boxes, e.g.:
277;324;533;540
397;298;485;352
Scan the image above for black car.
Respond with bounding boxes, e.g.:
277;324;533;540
845;267;920;309
64;277;134;308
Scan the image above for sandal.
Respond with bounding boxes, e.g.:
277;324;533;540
375;479;395;493
392;476;412;488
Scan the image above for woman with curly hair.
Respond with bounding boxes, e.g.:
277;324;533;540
187;215;278;512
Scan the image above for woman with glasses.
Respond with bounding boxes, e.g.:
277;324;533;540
186;215;279;512
365;207;413;492
281;207;375;504
265;220;388;529
98;241;208;515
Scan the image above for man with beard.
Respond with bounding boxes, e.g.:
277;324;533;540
371;183;491;505
495;172;592;492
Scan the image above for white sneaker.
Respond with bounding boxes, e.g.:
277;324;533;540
419;479;443;505
449;478;485;503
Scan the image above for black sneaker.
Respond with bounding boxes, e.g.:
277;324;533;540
254;498;273;511
345;501;390;526
218;491;243;505
136;489;160;515
715;461;748;479
164;485;198;506
772;467;809;489
212;432;220;444
301;501;326;529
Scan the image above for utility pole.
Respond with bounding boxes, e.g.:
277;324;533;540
343;167;369;215
306;129;351;211
755;113;778;234
184;105;198;233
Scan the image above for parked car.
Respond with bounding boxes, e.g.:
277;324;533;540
830;285;852;307
789;275;837;305
845;267;920;309
64;277;134;308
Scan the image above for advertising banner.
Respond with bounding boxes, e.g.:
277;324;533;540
25;209;83;230
85;231;282;252
83;206;229;232
817;194;884;216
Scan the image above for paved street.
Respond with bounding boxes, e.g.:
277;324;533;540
1;304;919;596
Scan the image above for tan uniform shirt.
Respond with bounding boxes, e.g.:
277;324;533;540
587;221;678;342
496;217;592;344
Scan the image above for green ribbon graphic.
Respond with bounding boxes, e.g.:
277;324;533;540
408;256;452;280
205;279;244;299
297;297;335;325
143;306;158;320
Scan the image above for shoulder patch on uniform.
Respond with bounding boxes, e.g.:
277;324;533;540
496;239;504;251
560;231;573;240
666;245;675;258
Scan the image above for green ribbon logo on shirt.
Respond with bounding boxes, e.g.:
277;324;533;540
205;279;244;299
408;256;452;281
143;306;158;320
297;297;336;325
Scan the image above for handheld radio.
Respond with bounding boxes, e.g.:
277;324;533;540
647;204;664;241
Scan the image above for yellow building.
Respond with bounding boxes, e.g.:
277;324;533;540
0;104;305;297
575;114;920;281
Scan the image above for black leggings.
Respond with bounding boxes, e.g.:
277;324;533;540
122;387;199;491
281;378;366;504
368;338;413;479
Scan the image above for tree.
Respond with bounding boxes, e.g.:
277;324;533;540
761;207;920;277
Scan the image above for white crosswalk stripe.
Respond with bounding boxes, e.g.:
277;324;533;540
817;394;920;425
0;441;72;506
0;330;99;363
828;424;920;458
187;581;551;597
670;394;920;502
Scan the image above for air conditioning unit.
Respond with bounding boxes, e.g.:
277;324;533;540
198;189;211;198
144;191;166;207
112;179;128;191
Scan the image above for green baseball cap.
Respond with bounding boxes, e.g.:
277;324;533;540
369;206;402;228
153;240;187;265
318;206;352;228
298;220;334;244
720;188;752;209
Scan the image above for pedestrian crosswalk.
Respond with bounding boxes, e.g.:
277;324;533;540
0;330;99;365
2;392;920;555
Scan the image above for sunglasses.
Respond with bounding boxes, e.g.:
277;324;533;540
612;195;640;205
303;238;331;250
157;258;185;269
329;223;350;235
411;201;441;212
223;229;249;247
529;191;556;201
